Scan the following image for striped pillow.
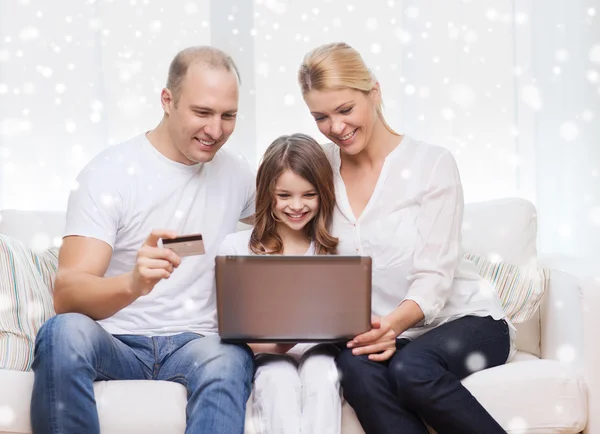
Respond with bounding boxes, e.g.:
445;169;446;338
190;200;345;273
0;234;57;371
464;253;549;323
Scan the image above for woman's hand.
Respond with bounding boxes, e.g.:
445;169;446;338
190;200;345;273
347;316;398;362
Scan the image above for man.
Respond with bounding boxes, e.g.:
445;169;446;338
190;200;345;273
31;46;256;434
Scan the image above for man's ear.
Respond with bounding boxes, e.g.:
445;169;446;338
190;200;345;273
161;88;174;114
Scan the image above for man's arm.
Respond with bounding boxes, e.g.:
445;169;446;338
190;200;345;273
53;236;135;320
54;230;180;320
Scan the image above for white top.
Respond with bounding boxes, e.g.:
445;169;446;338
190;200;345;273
219;229;315;256
64;134;256;336
323;137;516;350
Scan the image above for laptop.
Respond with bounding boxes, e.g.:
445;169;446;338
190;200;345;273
215;255;372;343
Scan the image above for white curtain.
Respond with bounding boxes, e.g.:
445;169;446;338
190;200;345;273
1;0;598;259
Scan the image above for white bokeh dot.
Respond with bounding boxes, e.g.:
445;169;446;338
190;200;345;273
558;224;572;238
559;121;579;141
441;108;455;120
150;20;161;32
30;233;50;253
185;2;198;14
366;18;378;31
590;207;600;226
370;43;382;54
521;85;542;111
405;6;419;19
404;85;415;95
401;169;411;179
487;252;503;264
0;406;16;427
590;45;600;64
451;84;476;108
65;120;76;134
256;62;269;77
283;94;295;106
465;352;486;372
557;344;576;362
507;417;527;433
587;70;599;83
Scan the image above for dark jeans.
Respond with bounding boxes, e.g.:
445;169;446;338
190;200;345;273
336;315;510;434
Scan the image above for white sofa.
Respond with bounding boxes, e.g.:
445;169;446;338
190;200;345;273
0;197;596;434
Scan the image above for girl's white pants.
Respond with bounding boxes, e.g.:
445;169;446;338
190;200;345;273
251;344;341;434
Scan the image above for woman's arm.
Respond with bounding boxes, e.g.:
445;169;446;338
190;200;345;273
351;149;464;359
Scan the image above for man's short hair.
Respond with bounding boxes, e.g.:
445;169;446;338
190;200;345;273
166;46;241;106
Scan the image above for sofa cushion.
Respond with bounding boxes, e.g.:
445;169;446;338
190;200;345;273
0;353;585;434
0;235;57;372
462;198;537;268
464;253;549;323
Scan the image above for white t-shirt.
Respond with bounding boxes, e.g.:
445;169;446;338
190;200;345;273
219;230;315;256
322;137;516;352
64;134;256;336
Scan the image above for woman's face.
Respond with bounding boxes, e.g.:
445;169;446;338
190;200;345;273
272;169;320;232
303;87;380;156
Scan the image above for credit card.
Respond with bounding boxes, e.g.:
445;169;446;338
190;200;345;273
162;234;205;257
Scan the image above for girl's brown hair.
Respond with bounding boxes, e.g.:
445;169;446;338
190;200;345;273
250;133;338;255
298;42;399;136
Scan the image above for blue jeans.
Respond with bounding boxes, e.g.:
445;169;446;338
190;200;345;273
30;313;254;434
336;315;510;434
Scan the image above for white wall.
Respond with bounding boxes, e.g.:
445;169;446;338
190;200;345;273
1;0;599;259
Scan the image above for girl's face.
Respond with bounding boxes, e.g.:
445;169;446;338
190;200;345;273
272;169;320;232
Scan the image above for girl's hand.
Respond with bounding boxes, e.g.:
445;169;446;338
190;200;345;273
347;316;398;362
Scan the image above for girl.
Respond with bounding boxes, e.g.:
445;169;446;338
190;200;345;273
297;42;515;434
218;133;341;434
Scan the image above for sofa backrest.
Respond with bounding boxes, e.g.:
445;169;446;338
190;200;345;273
460;197;541;356
0;197;542;356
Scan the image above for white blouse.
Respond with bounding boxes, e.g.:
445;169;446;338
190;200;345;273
323;137;516;349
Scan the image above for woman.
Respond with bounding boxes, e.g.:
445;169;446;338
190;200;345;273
219;133;341;434
297;42;515;434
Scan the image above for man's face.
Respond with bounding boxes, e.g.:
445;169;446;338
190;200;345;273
165;65;239;164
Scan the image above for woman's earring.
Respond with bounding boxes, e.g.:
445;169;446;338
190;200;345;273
270;210;283;223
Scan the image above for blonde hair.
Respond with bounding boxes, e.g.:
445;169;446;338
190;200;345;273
298;42;398;135
166;46;240;106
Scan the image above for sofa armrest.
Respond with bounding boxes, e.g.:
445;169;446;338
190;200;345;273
539;255;599;434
